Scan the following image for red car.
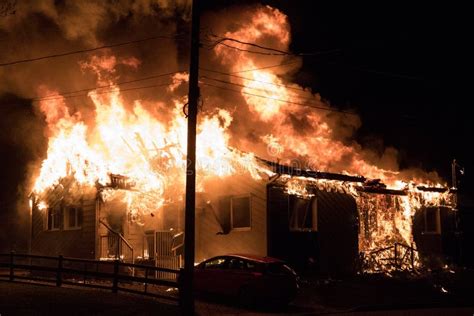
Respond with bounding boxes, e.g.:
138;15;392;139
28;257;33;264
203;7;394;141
194;254;299;306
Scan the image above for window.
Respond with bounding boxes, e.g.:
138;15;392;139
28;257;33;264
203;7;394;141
231;195;251;231
227;258;263;272
145;231;155;259
217;195;252;233
289;195;317;232
47;207;60;231
64;206;82;230
228;258;246;270
204;257;227;269
162;203;184;230
424;207;441;234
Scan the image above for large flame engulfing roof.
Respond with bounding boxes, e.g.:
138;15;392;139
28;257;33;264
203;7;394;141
31;5;454;272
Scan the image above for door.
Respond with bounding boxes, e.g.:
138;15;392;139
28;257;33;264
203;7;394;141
317;191;359;276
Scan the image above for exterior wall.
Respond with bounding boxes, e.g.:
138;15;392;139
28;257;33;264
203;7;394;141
267;185;359;275
316;190;359;276
31;193;97;259
413;206;457;268
123;213;162;259
195;175;267;262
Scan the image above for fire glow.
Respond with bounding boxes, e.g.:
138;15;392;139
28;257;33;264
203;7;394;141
31;5;453;272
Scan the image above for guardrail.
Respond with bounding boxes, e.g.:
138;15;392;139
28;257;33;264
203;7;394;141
0;252;182;302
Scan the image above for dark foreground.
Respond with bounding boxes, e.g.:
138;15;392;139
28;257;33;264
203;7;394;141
1;270;474;315
0;281;179;316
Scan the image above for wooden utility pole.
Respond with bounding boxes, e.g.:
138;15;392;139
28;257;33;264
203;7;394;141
183;0;200;314
451;159;462;264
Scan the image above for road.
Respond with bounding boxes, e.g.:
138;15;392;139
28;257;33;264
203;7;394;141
1;280;474;315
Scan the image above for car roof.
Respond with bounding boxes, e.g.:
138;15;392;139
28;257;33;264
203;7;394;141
226;254;284;263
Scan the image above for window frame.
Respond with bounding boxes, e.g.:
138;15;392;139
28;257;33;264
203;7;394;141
423;207;441;235
63;206;82;230
230;194;252;231
144;231;155;260
288;195;318;232
46;206;61;231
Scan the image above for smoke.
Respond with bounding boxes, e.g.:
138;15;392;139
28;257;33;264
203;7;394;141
200;4;441;185
0;0;190;100
0;0;191;44
1;2;443;223
0;94;47;252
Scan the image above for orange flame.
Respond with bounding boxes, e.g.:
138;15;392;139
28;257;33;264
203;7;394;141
31;5;454;274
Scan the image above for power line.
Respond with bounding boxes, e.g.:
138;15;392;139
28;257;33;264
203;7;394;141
200;75;316;103
204;35;427;81
204;34;341;57
231;61;300;74
33;80;184;102
0;34;184;67
200;68;308;93
201;60;300;75
36;70;185;100
212;41;288;56
201;82;357;116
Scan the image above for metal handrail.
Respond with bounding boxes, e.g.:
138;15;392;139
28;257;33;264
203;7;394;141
99;219;134;263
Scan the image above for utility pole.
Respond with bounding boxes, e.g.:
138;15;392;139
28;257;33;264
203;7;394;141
183;0;200;314
451;159;462;264
452;159;458;190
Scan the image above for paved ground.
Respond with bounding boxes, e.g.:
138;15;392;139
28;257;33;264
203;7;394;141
325;307;474;316
1;274;474;316
0;281;180;316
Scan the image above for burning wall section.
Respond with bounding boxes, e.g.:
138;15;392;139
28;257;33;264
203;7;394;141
280;174;455;273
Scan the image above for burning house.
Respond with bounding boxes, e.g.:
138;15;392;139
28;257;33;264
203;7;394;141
27;5;459;276
29;151;456;276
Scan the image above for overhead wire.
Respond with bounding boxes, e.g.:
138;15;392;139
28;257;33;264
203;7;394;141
203;34;341;57
33;80;185;102
200;67;308;93
202;34;428;81
230;61;300;74
0;33;185;67
201;82;357;116
35;70;185;100
200;75;317;103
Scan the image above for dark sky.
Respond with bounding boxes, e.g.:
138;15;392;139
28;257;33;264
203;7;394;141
266;1;471;193
200;1;471;194
0;1;471;251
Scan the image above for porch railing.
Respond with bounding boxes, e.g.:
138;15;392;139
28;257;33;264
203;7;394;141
99;220;134;263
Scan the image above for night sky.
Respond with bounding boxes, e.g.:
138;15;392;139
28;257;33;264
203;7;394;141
0;1;472;252
268;1;471;194
202;1;472;193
